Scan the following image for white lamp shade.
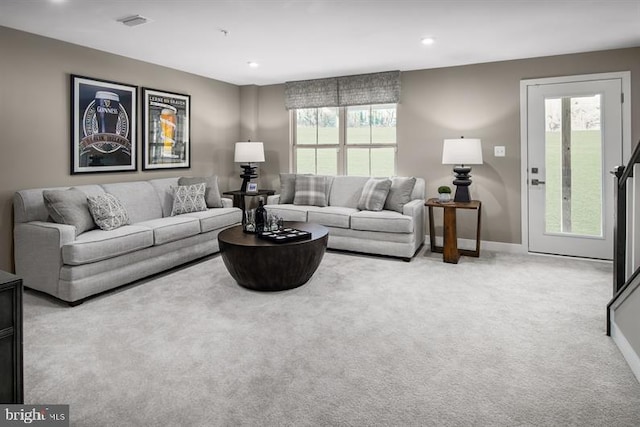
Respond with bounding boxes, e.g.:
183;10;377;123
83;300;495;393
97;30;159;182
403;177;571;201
234;142;265;163
442;138;483;165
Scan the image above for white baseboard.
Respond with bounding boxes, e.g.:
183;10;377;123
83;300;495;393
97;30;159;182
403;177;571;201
425;235;525;254
610;313;640;384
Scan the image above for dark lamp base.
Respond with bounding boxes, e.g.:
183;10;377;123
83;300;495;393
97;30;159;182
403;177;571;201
239;164;258;192
452;165;473;203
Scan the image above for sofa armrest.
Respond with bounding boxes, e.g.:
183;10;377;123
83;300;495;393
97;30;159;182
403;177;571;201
221;197;233;208
267;194;281;205
14;221;76;297
403;199;426;246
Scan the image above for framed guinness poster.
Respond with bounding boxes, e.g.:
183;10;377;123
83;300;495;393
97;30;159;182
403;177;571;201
142;88;191;170
70;75;137;174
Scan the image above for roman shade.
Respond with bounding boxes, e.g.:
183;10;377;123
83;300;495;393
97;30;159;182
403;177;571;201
285;71;400;109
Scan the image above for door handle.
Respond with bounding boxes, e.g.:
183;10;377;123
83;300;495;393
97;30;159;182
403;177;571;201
531;179;546;186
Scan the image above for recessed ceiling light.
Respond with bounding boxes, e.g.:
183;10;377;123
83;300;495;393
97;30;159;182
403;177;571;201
247;62;259;68
421;37;435;46
50;0;67;3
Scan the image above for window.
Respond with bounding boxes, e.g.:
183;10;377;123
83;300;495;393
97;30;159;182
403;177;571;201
292;104;397;176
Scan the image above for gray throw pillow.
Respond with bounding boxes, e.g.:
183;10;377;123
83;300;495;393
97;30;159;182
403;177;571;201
357;178;392;211
293;175;328;207
178;176;223;208
43;188;96;236
279;173;297;204
384;177;417;213
87;193;130;231
171;183;208;216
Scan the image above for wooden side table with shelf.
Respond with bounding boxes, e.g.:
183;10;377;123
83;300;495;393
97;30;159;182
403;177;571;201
426;198;482;264
223;189;275;211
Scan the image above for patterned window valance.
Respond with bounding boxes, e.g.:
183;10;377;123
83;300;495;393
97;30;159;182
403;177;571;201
337;71;401;106
285;71;400;109
284;77;338;109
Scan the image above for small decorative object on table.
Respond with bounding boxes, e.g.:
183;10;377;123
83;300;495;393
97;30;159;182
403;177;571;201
246;182;258;193
257;227;312;243
243;209;256;233
255;198;267;232
438;185;452;202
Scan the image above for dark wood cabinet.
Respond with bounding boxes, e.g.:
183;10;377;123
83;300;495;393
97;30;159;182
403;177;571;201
0;271;23;404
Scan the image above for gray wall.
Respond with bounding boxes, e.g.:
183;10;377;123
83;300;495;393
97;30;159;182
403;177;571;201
1;24;639;272
249;48;640;245
0;26;241;271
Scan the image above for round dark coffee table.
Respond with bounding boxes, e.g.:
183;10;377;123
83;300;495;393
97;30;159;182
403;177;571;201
218;222;328;291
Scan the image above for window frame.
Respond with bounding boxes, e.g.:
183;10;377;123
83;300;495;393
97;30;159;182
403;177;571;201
290;104;397;176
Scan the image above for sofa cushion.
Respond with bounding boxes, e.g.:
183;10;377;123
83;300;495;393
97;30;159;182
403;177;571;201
148;177;180;217
328;176;370;208
62;225;154;265
264;204;317;222
357;178;392;211
101;181;163;223
87;193;130;231
43;188;96;236
136;216;201;245
308;207;357;229
171;183;207;216
350;210;414;233
384;177;417;213
294;175;328;207
182;208;242;233
178;176;223;208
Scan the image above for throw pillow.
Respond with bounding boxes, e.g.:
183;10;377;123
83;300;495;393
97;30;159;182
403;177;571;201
87;193;130;231
357;178;392;211
171;183;207;216
279;173;297;204
384;177;417;213
293;175;328;207
178;176;223;208
43;188;96;236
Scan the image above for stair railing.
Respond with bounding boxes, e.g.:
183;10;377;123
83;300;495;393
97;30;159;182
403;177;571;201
607;139;640;336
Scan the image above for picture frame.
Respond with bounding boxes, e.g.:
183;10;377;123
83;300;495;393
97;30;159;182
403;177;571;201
70;75;137;174
246;182;258;193
142;88;191;170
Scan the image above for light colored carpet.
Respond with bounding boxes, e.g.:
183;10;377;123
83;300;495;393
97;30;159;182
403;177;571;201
23;248;640;426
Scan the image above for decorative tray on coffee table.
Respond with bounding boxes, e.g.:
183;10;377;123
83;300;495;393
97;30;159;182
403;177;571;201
257;227;311;243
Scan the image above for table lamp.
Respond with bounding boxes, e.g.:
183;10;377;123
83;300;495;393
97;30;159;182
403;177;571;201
442;137;483;202
234;141;265;192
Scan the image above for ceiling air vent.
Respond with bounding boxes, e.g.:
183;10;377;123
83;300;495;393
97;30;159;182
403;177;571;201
117;15;148;27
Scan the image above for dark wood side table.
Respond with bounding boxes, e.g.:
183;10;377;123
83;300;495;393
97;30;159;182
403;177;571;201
426;198;482;264
0;270;23;403
223;189;275;211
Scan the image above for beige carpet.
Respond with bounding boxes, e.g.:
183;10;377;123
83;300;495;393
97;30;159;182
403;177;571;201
23;248;640;426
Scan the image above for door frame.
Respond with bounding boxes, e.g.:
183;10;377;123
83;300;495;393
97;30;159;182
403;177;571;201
520;72;632;256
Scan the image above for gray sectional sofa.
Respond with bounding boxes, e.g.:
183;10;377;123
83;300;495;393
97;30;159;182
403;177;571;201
265;175;425;260
13;177;241;304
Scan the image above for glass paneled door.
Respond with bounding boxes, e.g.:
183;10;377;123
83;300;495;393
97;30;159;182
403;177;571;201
526;79;623;259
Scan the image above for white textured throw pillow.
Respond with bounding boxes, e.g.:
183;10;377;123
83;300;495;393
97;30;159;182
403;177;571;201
87;193;130;231
171;183;207;216
358;178;392;211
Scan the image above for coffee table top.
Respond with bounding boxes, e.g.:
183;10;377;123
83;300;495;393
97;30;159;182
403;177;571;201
218;222;328;248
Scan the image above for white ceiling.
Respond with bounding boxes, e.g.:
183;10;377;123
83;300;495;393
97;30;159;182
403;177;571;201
1;0;639;86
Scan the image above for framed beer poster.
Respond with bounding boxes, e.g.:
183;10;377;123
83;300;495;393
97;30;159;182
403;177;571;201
142;88;191;170
70;75;137;174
